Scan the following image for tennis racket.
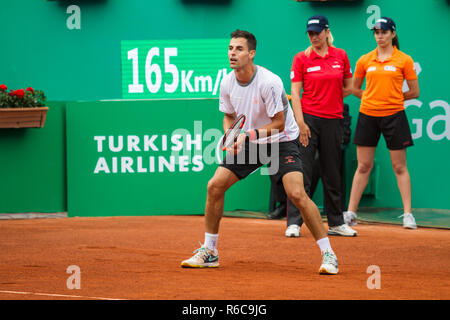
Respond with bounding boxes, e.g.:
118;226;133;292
220;114;246;151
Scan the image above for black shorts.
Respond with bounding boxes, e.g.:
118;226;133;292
219;138;303;184
353;110;414;150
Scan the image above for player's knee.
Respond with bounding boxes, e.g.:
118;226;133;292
286;189;309;209
207;178;226;197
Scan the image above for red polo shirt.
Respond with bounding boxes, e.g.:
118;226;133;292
291;46;352;119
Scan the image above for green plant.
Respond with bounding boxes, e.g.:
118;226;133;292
0;84;46;108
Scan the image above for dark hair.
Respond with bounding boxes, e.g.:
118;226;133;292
392;34;400;50
231;29;257;51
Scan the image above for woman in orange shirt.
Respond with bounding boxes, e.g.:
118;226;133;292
344;17;420;229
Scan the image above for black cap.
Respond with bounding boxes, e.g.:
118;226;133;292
372;17;396;31
306;15;329;33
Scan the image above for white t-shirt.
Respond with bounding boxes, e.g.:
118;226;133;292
219;65;299;143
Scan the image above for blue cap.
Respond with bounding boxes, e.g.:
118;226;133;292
372;17;396;31
306;15;329;33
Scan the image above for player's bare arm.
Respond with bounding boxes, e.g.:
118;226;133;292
258;110;286;138
223;112;236;132
229;110;286;154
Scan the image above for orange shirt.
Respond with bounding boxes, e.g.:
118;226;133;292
354;47;417;117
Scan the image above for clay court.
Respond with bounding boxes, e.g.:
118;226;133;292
0;215;448;300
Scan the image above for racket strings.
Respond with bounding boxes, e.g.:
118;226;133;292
223;117;245;149
223;126;241;147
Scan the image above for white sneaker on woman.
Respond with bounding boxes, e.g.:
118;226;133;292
285;224;300;237
399;213;417;229
328;224;357;237
343;211;357;226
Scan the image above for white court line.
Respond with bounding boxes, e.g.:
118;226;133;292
0;290;125;300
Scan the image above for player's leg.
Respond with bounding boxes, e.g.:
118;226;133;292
204;166;240;234
285;114;318;237
182;141;261;268
284;149;320;237
282;171;338;274
282;171;326;240
181;166;239;268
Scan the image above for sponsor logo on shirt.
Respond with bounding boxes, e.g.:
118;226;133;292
307;66;321;73
384;65;397;72
367;66;376;72
290;71;295;79
332;65;341;68
285;156;296;164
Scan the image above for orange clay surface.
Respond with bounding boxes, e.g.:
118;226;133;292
0;215;449;300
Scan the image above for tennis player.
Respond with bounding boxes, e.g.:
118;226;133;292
181;30;339;274
343;17;420;229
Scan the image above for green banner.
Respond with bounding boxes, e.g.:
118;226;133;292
121;39;231;99
66;99;271;217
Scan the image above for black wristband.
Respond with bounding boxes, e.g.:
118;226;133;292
245;129;260;142
245;131;251;142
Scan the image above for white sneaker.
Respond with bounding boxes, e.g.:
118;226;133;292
181;244;219;268
328;224;357;237
319;249;339;275
343;211;357;226
285;224;300;237
399;213;417;229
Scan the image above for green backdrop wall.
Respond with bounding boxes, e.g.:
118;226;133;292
1;0;449;215
66;99;271;217
0;102;66;213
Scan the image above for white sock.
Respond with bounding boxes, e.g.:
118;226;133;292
316;237;334;254
204;233;218;252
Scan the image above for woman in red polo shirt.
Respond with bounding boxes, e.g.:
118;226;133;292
344;17;420;229
283;15;356;237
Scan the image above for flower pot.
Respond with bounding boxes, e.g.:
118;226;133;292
0;107;49;128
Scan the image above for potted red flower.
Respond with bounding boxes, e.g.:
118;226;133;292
0;85;48;128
